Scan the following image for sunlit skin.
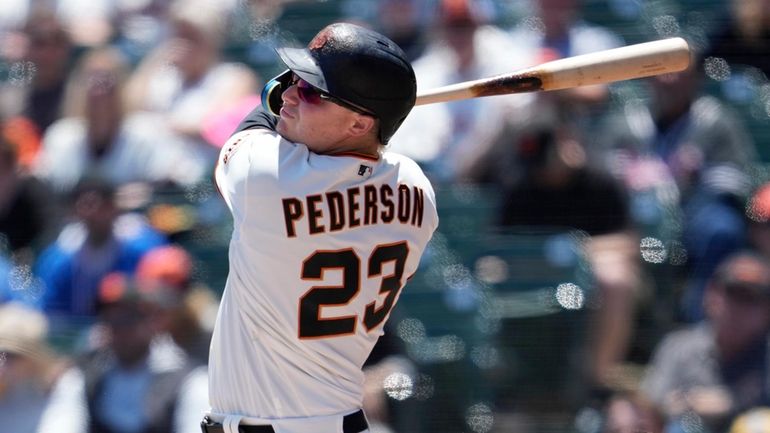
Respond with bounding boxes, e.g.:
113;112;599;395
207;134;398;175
84;68;122;157
167;20;219;85
732;0;770;39
602;394;664;433
276;79;379;157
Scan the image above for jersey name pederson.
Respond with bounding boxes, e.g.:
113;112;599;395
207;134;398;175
282;183;426;237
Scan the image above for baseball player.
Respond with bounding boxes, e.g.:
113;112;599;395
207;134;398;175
201;22;439;433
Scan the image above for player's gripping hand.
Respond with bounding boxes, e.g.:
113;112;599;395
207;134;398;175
260;69;292;116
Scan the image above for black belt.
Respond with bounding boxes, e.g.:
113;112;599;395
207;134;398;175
200;410;368;433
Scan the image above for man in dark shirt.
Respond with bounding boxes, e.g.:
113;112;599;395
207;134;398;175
498;115;641;393
0;134;57;260
641;251;770;432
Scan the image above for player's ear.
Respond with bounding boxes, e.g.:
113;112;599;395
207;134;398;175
347;114;376;138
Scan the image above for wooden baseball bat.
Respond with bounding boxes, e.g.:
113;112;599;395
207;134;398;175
415;37;691;106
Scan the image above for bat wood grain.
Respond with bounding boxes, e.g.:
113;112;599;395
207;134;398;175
415;37;691;106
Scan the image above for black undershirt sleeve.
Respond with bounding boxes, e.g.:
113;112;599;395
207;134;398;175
233;104;278;135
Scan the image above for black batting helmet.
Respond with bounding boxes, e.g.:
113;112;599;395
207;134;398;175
276;22;417;145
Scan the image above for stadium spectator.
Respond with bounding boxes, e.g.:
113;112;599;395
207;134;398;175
135;244;215;365
124;0;259;158
0;8;74;137
491;109;644;397
35;178;167;318
507;0;624;123
34;46;204;195
0;302;88;433
640;251;770;432
510;0;624;59
79;272;193;433
466;0;624;180
367;0;431;61
134;244;217;433
595;56;759;323
388;0;535;184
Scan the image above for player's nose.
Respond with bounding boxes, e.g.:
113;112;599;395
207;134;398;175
282;82;300;107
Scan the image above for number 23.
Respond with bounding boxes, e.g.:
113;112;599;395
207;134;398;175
299;241;409;338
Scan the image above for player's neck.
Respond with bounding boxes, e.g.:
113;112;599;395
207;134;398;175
325;136;381;158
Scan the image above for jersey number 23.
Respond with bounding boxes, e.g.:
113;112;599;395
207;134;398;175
299;241;408;339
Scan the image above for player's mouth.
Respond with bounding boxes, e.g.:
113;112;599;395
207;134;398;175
280;106;297;119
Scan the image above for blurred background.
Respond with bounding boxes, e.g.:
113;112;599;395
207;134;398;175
2;0;770;432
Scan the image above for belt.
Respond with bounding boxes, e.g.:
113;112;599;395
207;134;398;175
200;410;368;433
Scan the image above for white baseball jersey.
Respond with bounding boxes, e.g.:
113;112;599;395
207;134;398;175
209;128;438;418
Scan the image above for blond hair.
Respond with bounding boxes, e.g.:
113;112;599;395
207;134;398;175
60;46;131;119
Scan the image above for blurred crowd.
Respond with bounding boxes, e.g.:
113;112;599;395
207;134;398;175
2;0;770;432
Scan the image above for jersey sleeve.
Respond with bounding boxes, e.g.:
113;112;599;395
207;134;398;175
215;130;257;217
215;128;287;226
233;104;278;134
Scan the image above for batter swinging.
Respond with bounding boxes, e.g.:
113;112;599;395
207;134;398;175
202;22;438;433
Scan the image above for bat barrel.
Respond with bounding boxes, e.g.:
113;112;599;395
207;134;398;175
414;37;691;106
535;36;691;91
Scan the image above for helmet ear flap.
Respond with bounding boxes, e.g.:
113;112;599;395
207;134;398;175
261;69;293;116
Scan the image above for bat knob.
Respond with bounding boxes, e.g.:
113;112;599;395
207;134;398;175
261;69;292;116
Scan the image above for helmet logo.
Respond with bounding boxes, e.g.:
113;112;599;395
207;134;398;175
309;28;332;51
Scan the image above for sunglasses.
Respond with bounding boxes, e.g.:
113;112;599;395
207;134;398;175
291;74;374;117
724;282;770;304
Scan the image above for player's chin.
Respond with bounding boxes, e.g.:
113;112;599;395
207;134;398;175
276;119;297;142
